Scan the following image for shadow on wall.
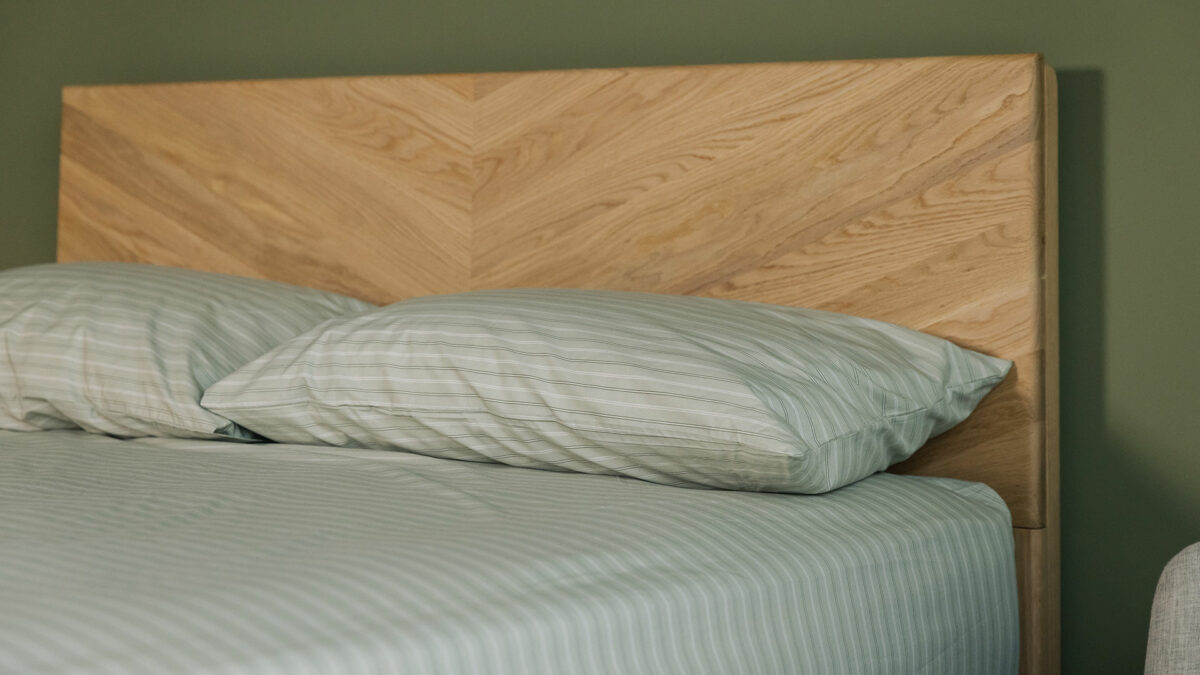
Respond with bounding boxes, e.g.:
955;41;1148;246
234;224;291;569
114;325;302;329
1056;69;1200;674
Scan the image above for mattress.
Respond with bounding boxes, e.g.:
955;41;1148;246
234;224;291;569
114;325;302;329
0;430;1018;674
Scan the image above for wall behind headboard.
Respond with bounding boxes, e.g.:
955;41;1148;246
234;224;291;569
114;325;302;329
3;2;1199;672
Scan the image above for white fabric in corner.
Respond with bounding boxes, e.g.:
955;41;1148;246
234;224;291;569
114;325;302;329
1146;542;1200;674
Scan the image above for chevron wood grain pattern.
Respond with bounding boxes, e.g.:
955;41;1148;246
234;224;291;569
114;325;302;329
60;74;475;300
58;55;1057;674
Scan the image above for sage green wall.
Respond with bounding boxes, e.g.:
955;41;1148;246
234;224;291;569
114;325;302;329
3;1;1198;671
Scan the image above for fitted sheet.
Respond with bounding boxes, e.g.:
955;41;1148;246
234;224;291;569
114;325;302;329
0;430;1018;674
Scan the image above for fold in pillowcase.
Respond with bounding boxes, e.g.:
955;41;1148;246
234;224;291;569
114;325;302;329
203;289;1011;493
0;263;373;439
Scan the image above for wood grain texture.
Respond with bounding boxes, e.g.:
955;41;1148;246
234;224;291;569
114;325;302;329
57;55;1058;673
60;75;475;301
1035;62;1061;675
1017;527;1057;675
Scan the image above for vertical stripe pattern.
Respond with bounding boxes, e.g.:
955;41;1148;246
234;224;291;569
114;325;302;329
0;263;372;439
0;430;1019;674
204;289;1011;493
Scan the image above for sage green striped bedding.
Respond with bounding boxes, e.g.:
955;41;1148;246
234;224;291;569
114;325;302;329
0;263;372;439
0;430;1018;674
204;289;1011;494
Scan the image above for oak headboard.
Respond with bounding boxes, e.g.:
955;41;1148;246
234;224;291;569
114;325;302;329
58;54;1059;673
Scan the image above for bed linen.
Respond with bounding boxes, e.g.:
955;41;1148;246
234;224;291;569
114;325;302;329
0;430;1018;674
0;262;372;439
203;288;1011;494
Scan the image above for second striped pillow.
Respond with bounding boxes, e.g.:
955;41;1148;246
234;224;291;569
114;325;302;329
202;289;1010;493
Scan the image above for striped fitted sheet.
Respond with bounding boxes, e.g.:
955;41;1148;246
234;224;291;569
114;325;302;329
0;430;1018;674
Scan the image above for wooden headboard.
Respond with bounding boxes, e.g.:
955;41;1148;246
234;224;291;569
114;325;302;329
58;54;1059;673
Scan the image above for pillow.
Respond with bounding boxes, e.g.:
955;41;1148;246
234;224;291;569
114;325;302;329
0;262;373;439
202;289;1011;493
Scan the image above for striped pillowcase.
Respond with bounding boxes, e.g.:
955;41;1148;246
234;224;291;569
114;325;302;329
0;263;373;439
203;289;1011;493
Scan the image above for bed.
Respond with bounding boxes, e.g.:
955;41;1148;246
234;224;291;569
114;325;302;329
5;53;1057;673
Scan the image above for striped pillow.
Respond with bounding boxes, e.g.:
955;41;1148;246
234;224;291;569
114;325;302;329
0;263;373;439
203;289;1011;493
